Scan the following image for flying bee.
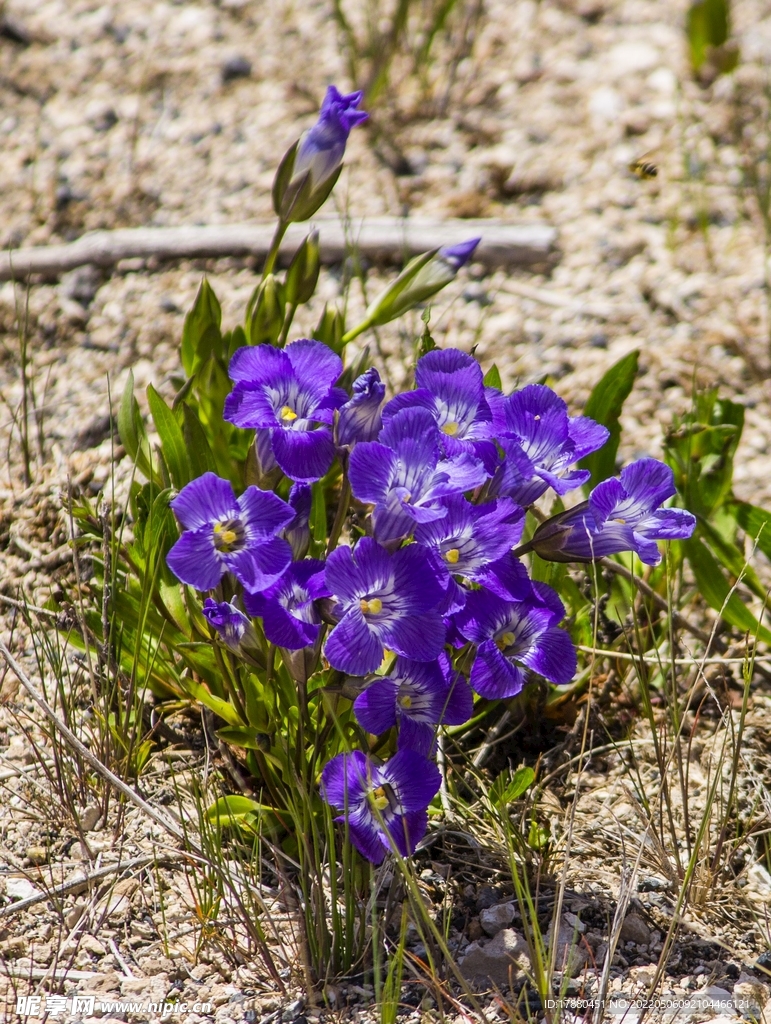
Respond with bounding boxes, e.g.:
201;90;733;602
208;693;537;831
629;152;658;179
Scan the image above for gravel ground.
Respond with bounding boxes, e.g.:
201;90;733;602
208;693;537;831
3;0;771;1020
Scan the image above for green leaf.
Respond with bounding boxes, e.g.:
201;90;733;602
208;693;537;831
216;726;270;751
683;537;771;644
490;766;535;808
580;350;639;484
181;278;222;375
733;501;771;562
147;385;191;490
118;371;155;482
697;519;768;602
182;679;245;726
483;363;502;390
687;0;730;70
181;404;218;478
664;392;743;519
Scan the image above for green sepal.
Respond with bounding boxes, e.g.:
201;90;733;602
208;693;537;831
181;278;222;375
246;274;285;346
483;363;502;390
285;230;320;306
313;302;345;352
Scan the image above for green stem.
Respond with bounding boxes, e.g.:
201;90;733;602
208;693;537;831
340;316;374;346
262;220;288;279
327;476;352;554
278;301;297;347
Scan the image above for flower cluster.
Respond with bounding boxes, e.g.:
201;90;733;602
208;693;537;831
165;330;697;864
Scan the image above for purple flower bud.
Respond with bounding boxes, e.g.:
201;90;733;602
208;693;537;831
336;368;385;447
202;598;256;652
284;483;312;560
293;86;368;191
437;237;481;271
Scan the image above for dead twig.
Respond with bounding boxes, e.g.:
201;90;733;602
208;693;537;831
0;218;557;281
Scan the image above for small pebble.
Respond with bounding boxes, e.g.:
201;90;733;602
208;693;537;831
222;56;252;82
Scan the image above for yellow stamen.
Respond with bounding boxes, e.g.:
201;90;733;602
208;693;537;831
613;517;626;524
441;421;459;436
280;405;298;422
360;597;383;615
445;547;460;565
496;631;516;651
398;694;413;709
370;786;389;812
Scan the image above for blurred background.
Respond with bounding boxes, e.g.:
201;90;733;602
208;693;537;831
1;0;770;504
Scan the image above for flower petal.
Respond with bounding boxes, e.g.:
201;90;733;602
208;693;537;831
224;384;280;429
517;625;576;685
166;529;223;590
325;611;383;675
271;425;336;482
285;338;343;392
170;473;236;529
226;536;292;592
228;344;290;385
354;678;399;735
382;610;446;662
470;640;526;699
638;507;696;541
383;748;441;812
238;487;294;540
349;442;396;504
321;750;369;810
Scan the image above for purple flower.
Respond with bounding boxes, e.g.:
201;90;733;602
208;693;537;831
284;483;312;560
224;340;347;482
293;86;368;192
244;559;329;650
363;240;481;328
488;385;609;506
455;585;576;699
354;655;473;756
336;367;385;447
324;537;446;675
202;598;256;651
348;407;489;543
321;748;440;863
414;496;526;611
438;239;481;270
529;458;696;566
382;348;497;471
166;473;294;593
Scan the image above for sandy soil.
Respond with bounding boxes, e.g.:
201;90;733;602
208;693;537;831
3;0;771;1021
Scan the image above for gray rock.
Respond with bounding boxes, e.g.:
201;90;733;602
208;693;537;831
60;264;103;307
459;928;531;988
733;973;769;1018
619;913;651;946
480;902;516;937
548;917;591;977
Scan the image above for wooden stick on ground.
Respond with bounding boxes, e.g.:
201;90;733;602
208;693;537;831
0;217;557;281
